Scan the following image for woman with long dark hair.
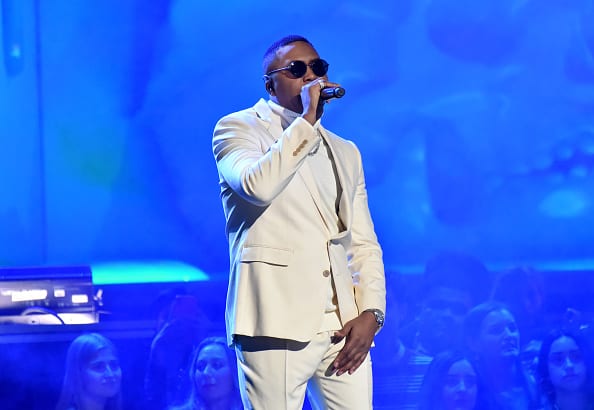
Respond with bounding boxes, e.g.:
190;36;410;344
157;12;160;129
537;329;594;410
419;350;486;410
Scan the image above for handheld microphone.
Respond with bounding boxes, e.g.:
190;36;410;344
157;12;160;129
321;87;346;100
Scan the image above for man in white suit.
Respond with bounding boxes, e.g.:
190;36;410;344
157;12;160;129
212;35;386;409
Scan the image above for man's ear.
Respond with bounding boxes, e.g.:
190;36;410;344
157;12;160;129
263;76;275;95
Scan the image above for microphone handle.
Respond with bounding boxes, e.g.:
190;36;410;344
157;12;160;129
320;87;346;100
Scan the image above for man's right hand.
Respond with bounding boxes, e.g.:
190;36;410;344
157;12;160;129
300;78;340;125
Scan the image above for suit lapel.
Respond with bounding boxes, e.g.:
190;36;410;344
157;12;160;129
297;161;334;233
255;100;351;233
318;127;351;232
255;100;332;232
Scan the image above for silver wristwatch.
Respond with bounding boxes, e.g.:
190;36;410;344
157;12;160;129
363;309;385;330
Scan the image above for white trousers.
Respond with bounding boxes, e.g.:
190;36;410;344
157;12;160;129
234;331;373;410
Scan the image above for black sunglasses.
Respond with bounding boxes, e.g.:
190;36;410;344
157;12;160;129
265;58;329;78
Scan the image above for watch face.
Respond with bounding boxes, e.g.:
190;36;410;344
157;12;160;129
375;311;384;326
364;309;384;328
368;309;384;327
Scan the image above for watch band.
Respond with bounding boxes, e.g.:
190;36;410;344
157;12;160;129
363;308;385;329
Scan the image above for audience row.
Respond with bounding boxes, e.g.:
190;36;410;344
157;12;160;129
51;251;594;409
374;251;594;409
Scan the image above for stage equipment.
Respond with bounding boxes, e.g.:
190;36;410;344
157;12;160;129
0;265;99;324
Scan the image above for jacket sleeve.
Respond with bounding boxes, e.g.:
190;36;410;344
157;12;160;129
213;113;321;206
347;145;386;315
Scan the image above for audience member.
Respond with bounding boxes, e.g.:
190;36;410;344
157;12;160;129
419;350;486;410
520;338;543;380
374;272;411;357
491;266;547;342
375;252;490;409
169;336;242;410
374;272;432;409
537;329;594;410
150;286;193;333
402;251;491;356
374;252;490;409
55;333;123;410
145;291;211;409
465;302;539;409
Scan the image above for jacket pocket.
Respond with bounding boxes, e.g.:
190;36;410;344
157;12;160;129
240;245;293;266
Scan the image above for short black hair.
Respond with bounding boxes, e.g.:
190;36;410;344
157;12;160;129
262;35;314;74
422;251;491;305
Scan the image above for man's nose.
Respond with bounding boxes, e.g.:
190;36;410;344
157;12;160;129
303;65;319;81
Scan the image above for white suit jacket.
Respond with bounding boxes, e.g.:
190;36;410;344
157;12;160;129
213;99;385;345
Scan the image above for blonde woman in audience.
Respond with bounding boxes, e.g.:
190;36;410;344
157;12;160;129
55;333;123;410
464;302;539;409
170;336;242;410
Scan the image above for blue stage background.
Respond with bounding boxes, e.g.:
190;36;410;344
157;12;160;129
2;0;594;276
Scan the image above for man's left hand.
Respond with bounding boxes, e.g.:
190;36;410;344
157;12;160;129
331;311;378;376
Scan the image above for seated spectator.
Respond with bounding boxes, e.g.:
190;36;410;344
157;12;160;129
491;266;547;342
465;302;539;409
419;350;486;410
55;333;123;410
145;291;210;409
520;338;543;380
537;329;594;410
373;273;432;409
169;336;242;410
376;252;490;409
150;286;193;333
401;251;491;356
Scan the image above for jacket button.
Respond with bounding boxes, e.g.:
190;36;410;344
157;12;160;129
322;270;330;277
